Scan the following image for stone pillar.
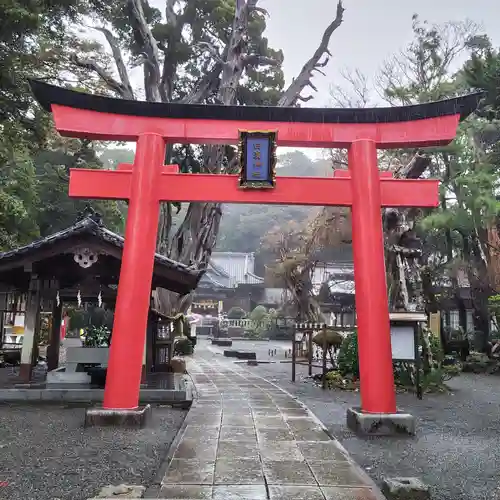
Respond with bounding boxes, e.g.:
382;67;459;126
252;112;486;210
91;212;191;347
19;276;41;383
146;309;154;375
46;299;63;371
0;290;7;343
141;327;147;384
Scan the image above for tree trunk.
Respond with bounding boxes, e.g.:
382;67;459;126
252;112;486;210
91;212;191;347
154;0;255;314
463;230;491;351
383;154;435;312
154;1;346;315
75;0;346;316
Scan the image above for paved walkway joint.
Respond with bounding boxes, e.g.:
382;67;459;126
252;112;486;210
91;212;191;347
157;355;383;500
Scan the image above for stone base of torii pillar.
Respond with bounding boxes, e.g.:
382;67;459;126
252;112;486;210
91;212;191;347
84;404;152;428
346;407;416;436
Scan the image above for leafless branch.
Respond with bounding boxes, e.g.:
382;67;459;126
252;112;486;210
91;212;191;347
179;62;223;104
127;0;162;102
312;67;327;77
278;0;344;106
394;153;432;179
92;27;135;100
330;67;371;108
298;95;314;103
217;0;255;105
326;68;369;166
69;54;131;98
375;18;480;106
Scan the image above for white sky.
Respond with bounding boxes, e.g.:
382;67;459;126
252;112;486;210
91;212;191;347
261;0;500;102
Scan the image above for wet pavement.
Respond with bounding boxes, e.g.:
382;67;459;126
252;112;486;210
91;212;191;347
156;353;385;500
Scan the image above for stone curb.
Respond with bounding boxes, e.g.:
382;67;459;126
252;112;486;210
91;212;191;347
206;337;271;342
0;388;188;404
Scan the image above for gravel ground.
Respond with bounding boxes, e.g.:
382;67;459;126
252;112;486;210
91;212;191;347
0;404;186;500
206;339;500;500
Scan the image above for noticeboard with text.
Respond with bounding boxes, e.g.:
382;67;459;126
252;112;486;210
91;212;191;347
238;130;277;189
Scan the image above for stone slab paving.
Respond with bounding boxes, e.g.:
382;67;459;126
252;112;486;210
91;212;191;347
157;356;385;500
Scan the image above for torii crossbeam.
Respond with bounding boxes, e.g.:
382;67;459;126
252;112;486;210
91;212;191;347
30;80;482;416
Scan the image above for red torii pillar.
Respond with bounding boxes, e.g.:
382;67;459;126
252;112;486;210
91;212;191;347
29;80;480;415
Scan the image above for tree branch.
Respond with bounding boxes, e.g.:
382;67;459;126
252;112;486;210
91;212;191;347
69;54;131;98
179;62;223;104
251;6;268;16
127;0;162;102
159;0;199;101
298;95;314;102
217;0;255;105
243;54;281;67
165;0;177;25
395;152;432;179
92;27;135;100
195;41;225;63
278;0;345;106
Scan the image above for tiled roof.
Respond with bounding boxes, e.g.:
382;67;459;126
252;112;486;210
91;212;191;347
199;252;264;289
0;216;204;295
211;252;264;285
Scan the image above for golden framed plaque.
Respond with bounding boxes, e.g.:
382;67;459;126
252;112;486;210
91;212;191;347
238;130;277;189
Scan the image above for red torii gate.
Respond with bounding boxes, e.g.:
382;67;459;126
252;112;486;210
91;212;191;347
30;80;481;416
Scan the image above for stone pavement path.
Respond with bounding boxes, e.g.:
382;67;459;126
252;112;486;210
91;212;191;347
156;356;384;500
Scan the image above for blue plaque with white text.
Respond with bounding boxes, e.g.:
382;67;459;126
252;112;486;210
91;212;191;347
238;130;277;189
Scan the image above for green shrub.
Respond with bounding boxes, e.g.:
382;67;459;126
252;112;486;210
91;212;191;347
428;331;444;364
393;361;415;387
66;306;114;337
313;329;344;349
174;337;194;356
422;368;451;392
83;325;111;347
325;370;344;382
336;328;455;385
247;305;271;337
227;307;247;319
249;305;268;322
337;330;359;377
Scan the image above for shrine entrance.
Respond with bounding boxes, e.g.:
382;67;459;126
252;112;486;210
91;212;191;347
30;80;482;416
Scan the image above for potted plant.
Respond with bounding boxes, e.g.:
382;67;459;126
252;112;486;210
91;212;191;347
83;325;111;388
83;325;112;347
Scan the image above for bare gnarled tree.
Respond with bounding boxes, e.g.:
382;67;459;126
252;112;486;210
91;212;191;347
64;0;345;315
